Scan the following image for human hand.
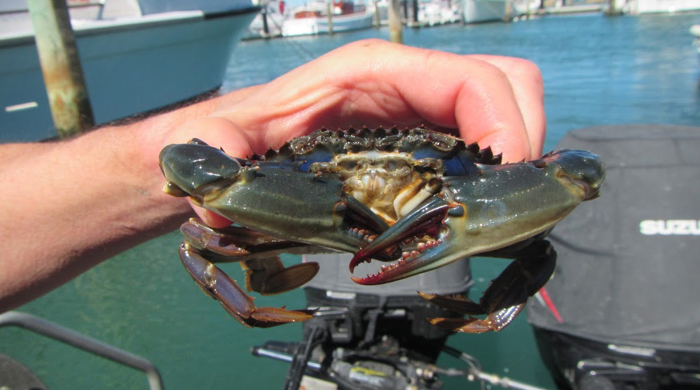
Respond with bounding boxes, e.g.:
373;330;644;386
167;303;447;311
163;39;545;227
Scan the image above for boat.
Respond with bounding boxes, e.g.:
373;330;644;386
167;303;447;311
418;0;461;26
374;0;390;24
462;0;508;24
692;24;700;54
625;0;700;13
244;0;286;39
511;0;541;17
282;0;374;37
0;0;259;143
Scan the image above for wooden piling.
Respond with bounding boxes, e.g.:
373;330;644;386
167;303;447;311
261;6;270;37
28;0;94;138
374;0;380;28
326;1;334;35
389;0;402;43
605;0;623;15
412;0;418;26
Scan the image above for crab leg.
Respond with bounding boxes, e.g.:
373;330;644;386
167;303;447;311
179;243;315;328
242;258;320;296
421;239;556;333
181;218;321;295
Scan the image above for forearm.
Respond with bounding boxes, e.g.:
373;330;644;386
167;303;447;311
0;89;249;311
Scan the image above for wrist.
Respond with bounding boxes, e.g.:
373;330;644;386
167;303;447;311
122;89;261;225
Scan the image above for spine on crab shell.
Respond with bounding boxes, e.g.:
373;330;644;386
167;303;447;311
250;127;503;167
476;146;502;165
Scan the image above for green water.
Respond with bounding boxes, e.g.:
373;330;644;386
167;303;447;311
3;234;550;389
3;11;700;389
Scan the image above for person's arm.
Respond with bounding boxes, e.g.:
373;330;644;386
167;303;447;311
0;39;544;312
0;94;222;310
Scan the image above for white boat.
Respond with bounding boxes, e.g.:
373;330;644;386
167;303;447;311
692;24;700;54
282;0;374;37
0;0;258;142
462;0;508;23
511;0;541;16
244;0;286;39
418;0;460;26
374;0;390;24
625;0;700;13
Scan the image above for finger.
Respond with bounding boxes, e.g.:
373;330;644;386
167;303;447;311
218;40;535;162
471;55;545;159
163;116;254;159
309;40;533;161
365;43;533;161
189;202;233;229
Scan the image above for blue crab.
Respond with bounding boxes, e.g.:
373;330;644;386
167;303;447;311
159;127;604;332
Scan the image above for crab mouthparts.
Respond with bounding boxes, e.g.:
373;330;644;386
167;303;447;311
349;199;452;285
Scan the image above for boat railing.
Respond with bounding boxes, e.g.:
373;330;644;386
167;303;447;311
0;311;164;390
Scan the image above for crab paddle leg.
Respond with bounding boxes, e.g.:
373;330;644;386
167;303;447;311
179;243;315;328
242;257;320;295
421;239;557;333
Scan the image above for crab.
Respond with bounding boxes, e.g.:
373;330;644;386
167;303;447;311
159;127;605;331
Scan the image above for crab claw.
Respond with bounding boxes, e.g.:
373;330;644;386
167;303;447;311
350;149;605;285
350;196;455;283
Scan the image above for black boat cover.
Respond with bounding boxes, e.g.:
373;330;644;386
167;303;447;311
527;124;700;352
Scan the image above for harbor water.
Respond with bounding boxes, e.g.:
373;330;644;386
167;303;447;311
3;12;700;390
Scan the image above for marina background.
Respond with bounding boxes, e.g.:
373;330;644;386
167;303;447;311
2;10;700;390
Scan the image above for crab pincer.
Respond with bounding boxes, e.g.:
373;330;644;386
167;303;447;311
349;149;605;333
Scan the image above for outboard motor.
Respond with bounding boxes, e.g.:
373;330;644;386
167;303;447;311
253;256;472;390
528;125;700;390
301;253;471;360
